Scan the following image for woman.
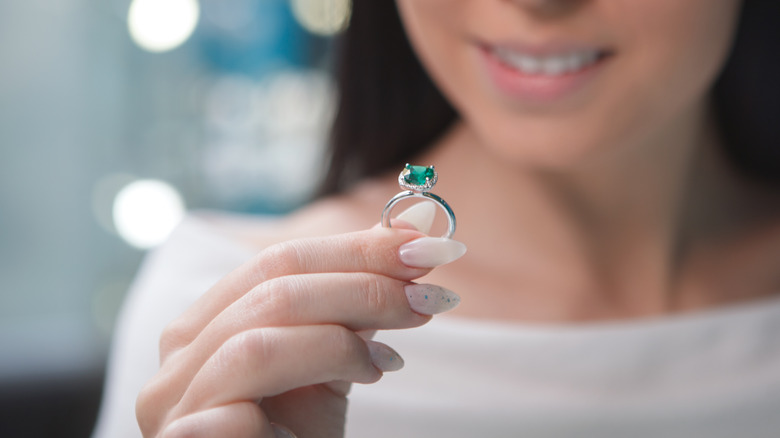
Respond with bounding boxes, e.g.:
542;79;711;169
94;1;780;437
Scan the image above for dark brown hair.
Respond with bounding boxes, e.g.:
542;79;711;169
713;0;780;181
320;0;780;195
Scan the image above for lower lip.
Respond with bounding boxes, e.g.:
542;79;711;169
478;46;608;104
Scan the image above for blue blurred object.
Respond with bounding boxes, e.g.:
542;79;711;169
197;0;317;75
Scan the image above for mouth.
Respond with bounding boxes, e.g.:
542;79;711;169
488;45;609;77
477;42;614;103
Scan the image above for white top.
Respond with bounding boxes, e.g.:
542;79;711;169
93;214;780;438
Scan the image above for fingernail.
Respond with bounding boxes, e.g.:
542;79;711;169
405;284;460;315
396;202;436;234
399;237;467;268
366;340;404;372
271;423;297;438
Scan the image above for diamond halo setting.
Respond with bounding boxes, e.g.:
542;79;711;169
398;164;438;192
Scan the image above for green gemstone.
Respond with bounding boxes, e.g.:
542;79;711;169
402;164;435;186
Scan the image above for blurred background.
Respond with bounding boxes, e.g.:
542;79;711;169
0;0;348;435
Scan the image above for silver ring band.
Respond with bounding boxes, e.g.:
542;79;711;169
381;164;456;239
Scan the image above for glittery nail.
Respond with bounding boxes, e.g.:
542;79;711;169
405;283;461;315
366;340;404;372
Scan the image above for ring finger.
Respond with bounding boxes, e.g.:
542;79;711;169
172;324;398;415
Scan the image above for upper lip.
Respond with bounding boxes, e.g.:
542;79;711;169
477;38;612;58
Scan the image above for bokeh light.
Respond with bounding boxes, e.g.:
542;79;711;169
128;0;201;53
112;179;185;249
92;173;137;235
290;0;352;36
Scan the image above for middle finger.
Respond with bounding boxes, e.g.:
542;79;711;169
175;273;449;378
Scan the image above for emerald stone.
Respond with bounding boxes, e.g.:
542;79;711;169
402;164;435;186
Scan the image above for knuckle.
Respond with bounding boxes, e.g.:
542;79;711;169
221;329;271;369
254;241;304;277
358;274;391;316
353;235;376;269
326;325;368;365
160;416;200;438
161;403;263;438
244;277;300;326
256;277;296;317
136;378;169;435
159;317;193;358
357;275;412;324
136;378;161;413
324;326;380;382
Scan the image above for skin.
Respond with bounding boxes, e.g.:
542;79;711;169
393;0;780;319
137;224;438;437
136;0;780;436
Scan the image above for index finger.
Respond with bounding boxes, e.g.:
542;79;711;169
164;226;466;354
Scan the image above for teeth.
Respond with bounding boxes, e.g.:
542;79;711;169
492;48;601;76
518;56;541;74
542;57;568;75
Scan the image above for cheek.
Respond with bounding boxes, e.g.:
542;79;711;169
612;0;741;120
395;0;470;75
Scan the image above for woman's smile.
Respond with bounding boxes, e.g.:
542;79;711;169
396;0;741;167
477;40;613;103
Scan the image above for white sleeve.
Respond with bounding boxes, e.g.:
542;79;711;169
91;215;256;438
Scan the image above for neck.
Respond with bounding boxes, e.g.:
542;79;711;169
423;102;724;319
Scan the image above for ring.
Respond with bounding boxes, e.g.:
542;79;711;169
381;164;456;239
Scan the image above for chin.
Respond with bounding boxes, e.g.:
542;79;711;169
473;121;617;171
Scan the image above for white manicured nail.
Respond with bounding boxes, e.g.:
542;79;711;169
271;423;297;438
405;284;460;315
366;341;404;372
399;237;467;268
396;202;436;234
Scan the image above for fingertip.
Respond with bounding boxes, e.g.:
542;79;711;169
366;340;405;372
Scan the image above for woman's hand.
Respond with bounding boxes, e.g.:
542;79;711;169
135;217;466;438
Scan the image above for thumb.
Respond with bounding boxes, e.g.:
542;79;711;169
376;201;436;234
